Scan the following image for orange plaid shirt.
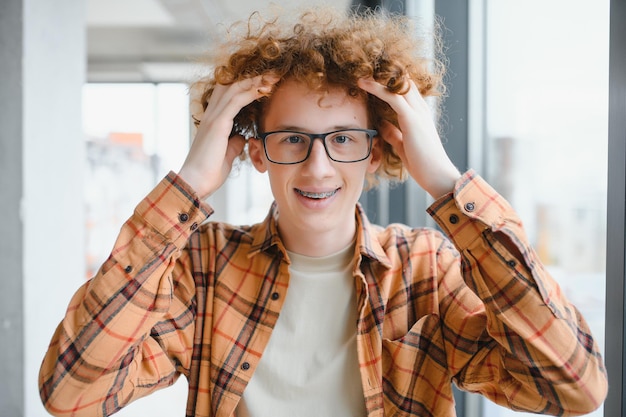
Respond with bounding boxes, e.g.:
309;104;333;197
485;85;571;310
39;170;607;416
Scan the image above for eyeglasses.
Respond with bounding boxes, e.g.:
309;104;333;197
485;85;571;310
256;129;377;164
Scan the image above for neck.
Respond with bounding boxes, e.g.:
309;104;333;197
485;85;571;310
278;221;357;257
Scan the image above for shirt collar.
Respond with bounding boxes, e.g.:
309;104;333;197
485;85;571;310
248;202;287;259
248;202;392;270
354;203;392;269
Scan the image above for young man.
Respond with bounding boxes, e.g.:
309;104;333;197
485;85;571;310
39;7;607;417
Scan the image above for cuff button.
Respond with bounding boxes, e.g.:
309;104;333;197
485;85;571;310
179;213;189;223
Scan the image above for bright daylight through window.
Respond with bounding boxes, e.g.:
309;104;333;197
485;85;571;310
481;1;609;415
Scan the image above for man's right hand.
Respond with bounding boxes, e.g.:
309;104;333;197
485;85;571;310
178;75;279;199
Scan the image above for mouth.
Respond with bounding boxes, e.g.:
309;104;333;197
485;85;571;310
295;188;339;199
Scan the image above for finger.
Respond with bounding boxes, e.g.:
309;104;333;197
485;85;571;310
205;80;258;119
225;135;246;163
377;120;407;160
403;80;428;108
206;75;279;122
196;76;279;140
358;78;427;114
357;78;406;109
378;119;402;145
228;74;280;103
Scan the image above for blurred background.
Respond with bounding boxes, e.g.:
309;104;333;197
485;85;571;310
0;0;616;416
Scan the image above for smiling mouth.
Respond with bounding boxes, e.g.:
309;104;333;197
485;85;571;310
295;188;338;199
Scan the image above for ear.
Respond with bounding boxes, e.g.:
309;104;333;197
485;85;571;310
366;136;383;174
248;138;268;173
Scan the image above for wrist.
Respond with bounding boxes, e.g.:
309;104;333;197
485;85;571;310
423;168;461;200
177;166;217;200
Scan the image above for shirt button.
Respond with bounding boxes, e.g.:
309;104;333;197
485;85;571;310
241;362;250;370
507;260;517;267
190;222;198;231
464;202;475;212
271;292;280;300
124;265;133;273
449;214;459;224
178;213;189;223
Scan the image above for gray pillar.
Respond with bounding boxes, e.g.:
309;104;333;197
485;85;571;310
434;0;469;173
0;0;26;412
604;0;626;415
354;0;433;230
0;0;86;415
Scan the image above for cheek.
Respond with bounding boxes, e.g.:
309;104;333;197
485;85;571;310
266;167;294;194
342;165;370;188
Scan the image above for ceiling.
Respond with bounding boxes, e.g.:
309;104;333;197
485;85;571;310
86;0;352;82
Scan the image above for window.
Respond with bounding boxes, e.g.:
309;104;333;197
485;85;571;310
83;83;191;279
479;1;609;416
82;83;192;415
81;81;273;416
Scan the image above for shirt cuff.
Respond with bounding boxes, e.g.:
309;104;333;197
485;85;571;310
427;169;522;251
134;171;214;249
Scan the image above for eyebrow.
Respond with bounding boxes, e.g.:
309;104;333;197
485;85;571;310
267;124;365;132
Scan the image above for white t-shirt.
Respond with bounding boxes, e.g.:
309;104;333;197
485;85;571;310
236;241;366;416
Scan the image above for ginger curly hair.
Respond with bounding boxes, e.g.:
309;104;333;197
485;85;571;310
191;6;446;186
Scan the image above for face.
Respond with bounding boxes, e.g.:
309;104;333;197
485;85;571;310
248;79;381;255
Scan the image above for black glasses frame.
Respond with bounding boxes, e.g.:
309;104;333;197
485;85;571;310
255;128;377;165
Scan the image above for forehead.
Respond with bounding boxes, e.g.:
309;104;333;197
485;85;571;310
261;79;368;131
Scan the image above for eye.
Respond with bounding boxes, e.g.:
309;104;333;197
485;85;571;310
331;134;354;145
281;134;306;144
288;135;304;143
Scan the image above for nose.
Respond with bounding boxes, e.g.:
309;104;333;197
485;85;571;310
300;138;335;178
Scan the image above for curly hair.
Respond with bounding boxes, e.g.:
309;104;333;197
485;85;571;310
191;5;446;186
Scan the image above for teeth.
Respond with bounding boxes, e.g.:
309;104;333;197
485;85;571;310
296;189;337;199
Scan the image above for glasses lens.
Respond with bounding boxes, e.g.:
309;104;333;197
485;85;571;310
264;132;311;164
324;130;371;162
263;130;373;164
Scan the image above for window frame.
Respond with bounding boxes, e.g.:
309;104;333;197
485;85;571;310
603;0;626;414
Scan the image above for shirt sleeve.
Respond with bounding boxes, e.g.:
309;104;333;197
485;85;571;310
38;172;213;417
427;169;608;415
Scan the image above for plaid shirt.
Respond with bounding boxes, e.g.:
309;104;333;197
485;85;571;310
39;170;607;417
